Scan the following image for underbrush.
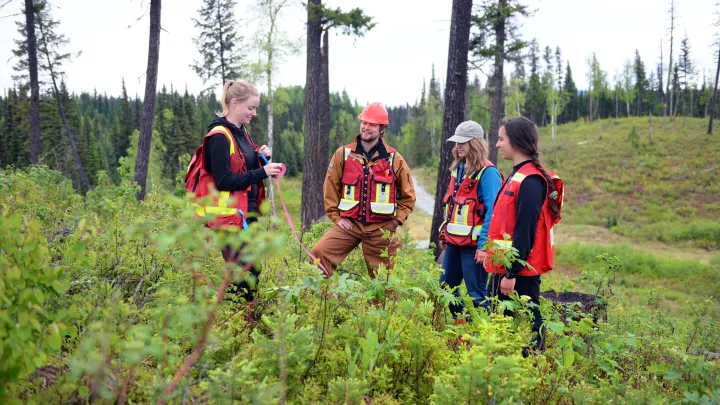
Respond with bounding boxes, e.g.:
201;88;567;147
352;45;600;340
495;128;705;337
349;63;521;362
1;166;718;404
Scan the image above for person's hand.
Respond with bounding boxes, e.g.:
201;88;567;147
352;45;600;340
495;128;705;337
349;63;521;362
258;145;272;158
500;276;516;296
337;218;354;230
438;239;446;251
475;249;486;264
263;163;283;177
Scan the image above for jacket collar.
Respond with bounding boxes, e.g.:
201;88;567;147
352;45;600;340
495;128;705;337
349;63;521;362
352;135;391;161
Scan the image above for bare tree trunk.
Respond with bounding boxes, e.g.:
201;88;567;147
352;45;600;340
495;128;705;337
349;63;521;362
37;12;89;191
430;0;472;258
626;100;630;117
301;0;323;230
487;0;507;165
709;49;720;134
588;93;594;122
690;87;693;117
319;29;330;168
661;39;666;116
551;101;556;143
25;0;41;164
134;0;161;200
648;111;653;143
667;0;675;120
266;1;277;216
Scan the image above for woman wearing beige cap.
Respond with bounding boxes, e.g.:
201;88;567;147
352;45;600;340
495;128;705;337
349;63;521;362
438;121;503;323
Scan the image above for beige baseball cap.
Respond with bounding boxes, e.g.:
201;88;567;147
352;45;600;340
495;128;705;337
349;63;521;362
447;120;484;143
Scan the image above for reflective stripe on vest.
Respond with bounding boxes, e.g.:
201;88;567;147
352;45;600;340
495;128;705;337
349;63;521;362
192;126;239;217
338;147;359;212
493;239;513;249
370;181;394;214
444;167;486;238
337;146;396;216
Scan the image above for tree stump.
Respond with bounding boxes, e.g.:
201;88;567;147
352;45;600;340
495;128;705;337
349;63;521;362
540;290;607;323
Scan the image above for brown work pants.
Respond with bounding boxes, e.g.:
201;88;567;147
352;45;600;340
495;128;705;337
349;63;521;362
311;221;401;278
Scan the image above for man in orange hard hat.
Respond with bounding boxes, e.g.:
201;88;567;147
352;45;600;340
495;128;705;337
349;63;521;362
311;102;416;277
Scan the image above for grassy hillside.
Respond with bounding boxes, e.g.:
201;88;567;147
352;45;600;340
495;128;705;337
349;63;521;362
415;117;720;249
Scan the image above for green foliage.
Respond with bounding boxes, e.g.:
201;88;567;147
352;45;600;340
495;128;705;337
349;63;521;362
0;212;82;402
1;164;719;403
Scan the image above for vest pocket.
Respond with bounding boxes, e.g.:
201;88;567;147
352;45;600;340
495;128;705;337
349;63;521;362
446;198;476;236
338;173;360;211
370;176;395;215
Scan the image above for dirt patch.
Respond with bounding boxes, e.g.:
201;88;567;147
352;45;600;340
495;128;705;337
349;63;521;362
540;290;607;322
29;365;69;388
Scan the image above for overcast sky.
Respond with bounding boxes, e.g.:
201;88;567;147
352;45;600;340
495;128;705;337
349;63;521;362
0;0;716;108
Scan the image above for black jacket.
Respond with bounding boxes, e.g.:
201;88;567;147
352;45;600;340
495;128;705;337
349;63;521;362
507;160;547;276
204;117;267;213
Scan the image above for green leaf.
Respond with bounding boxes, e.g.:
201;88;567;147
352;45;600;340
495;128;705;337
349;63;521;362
546;321;564;336
46;330;61;351
78;386;89;398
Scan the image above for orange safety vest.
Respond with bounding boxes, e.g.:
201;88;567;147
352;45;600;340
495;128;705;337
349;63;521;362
440;160;501;247
337;142;398;223
184;125;266;229
485;163;564;276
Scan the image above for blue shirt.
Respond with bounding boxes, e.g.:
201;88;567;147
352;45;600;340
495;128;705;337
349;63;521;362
457;162;503;249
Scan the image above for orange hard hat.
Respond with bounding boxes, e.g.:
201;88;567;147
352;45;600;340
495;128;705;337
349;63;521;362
358;102;389;125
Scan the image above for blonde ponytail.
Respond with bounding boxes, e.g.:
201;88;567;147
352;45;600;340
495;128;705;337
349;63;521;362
218;80;259;117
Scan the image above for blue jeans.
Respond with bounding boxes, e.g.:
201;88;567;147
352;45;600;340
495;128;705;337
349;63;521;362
440;244;489;317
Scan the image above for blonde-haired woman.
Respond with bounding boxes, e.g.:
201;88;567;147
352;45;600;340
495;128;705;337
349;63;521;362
438;121;502;322
189;80;283;304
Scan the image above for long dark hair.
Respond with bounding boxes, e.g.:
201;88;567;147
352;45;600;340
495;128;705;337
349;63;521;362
501;116;560;217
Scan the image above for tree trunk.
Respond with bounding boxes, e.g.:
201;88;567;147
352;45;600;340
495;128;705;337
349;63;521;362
690;87;693;117
626;100;630;117
25;0;41;165
301;0;323;230
37;11;89;192
319;29;330;168
588;93;593;122
709;49;720;135
551;101;556;143
487;0;507;165
430;0;472;259
134;0;161;200
666;1;675;120
266;7;277;216
648;112;653;143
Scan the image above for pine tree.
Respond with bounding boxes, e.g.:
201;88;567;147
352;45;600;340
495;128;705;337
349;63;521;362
562;62;578;122
634;50;648;116
469;0;530;164
114;78;134;161
302;0;374;228
12;0;42;164
678;34;694;117
191;0;245;89
34;1;90;191
524;39;544;123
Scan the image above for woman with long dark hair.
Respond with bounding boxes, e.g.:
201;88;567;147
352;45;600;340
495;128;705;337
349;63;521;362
485;116;564;354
